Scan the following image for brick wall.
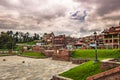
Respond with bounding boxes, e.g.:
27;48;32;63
87;66;120;80
52;49;70;61
100;62;120;70
44;50;55;57
71;58;89;64
32;46;45;53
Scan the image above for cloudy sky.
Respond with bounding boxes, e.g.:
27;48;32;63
0;0;120;37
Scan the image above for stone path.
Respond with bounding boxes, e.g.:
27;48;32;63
0;56;77;80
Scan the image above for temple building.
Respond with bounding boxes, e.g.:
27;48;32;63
53;35;66;49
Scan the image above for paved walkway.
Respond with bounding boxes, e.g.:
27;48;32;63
0;56;77;80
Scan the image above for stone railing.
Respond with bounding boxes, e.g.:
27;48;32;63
51;75;73;80
0;51;18;54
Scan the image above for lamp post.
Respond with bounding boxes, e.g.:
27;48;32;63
118;33;120;50
94;32;99;63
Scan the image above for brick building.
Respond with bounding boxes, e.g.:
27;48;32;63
81;35;104;49
102;26;120;49
53;35;66;49
66;36;76;49
42;32;54;49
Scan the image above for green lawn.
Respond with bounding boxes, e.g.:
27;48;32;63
21;52;45;58
60;61;102;80
71;49;120;59
17;41;36;45
60;49;120;80
14;45;23;51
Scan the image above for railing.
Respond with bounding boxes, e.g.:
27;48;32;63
0;51;18;54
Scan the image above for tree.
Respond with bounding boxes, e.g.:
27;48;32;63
33;33;39;40
0;31;16;50
18;32;24;42
14;32;19;42
25;32;29;42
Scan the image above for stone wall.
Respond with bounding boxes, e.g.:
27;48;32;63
87;66;120;80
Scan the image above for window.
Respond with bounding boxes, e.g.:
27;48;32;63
105;40;108;43
110;40;112;43
114;39;118;43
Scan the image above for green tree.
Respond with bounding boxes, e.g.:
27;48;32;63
0;31;16;49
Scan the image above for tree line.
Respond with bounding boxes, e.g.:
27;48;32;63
0;31;40;49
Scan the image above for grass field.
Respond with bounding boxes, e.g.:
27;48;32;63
14;46;23;51
60;49;120;80
60;61;102;80
21;52;45;58
71;49;120;59
0;54;10;56
17;41;36;45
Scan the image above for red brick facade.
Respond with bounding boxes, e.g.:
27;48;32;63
44;50;54;57
52;49;70;61
32;46;44;53
53;35;66;49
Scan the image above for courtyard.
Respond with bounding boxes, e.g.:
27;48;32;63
0;56;77;80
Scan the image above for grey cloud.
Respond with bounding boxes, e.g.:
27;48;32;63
74;0;120;20
102;15;120;20
54;31;71;35
0;21;18;29
96;0;120;16
79;27;88;33
0;0;67;22
74;0;96;4
89;29;101;32
0;0;119;37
